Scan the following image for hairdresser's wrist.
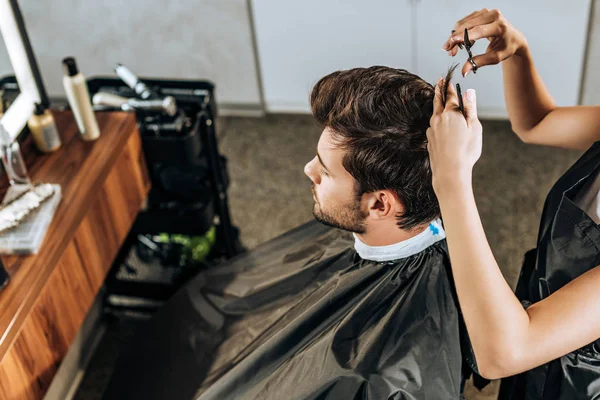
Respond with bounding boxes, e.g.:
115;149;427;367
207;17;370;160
514;36;530;59
432;170;473;199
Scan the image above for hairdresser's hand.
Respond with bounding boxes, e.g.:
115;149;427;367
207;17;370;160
442;9;528;77
427;80;482;194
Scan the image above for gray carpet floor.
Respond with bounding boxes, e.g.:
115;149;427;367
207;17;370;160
217;114;582;400
75;114;582;400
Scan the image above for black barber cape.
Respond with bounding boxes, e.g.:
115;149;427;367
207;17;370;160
500;141;600;399
104;221;474;400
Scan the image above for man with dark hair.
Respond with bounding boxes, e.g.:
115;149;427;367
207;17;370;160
306;66;439;236
103;67;474;400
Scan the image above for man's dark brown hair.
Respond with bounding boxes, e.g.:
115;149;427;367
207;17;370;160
310;65;447;230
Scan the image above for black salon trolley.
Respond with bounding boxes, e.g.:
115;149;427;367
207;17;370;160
85;77;245;314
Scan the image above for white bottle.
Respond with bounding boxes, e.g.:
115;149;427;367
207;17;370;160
62;57;100;141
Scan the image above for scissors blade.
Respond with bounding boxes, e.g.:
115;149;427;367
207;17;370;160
456;83;466;117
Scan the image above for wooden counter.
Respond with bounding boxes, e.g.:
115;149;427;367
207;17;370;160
0;111;150;399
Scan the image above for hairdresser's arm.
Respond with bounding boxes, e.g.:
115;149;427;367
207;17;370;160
444;9;600;151
427;81;600;379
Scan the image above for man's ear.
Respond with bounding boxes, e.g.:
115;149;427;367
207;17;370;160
365;190;400;220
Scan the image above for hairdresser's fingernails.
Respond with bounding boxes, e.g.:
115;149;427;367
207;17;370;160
442;43;449;50
466;89;476;101
463;70;471;78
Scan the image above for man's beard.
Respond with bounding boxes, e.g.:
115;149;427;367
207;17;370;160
312;186;368;234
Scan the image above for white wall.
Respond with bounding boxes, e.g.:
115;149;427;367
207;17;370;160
251;0;414;113
2;1;599;117
0;0;262;110
582;0;600;105
252;0;591;118
0;31;8;77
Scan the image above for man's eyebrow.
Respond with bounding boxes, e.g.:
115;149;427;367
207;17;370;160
317;150;332;174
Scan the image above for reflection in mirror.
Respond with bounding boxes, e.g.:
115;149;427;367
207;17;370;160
0;0;48;143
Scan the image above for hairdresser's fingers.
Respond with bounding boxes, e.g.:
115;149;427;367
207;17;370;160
462;89;479;124
443;11;497;50
452;12;500;42
443;36;463;52
445;43;459;57
444;33;471;52
457;22;506;44
432;78;444;116
452;9;490;39
461;49;504;77
449;9;487;45
444;82;460;113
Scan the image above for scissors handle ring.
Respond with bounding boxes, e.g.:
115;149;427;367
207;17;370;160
469;58;478;73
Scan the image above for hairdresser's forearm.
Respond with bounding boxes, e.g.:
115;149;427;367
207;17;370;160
436;177;530;377
503;44;556;137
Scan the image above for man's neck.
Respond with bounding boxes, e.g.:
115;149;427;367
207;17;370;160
355;220;429;247
353;219;446;262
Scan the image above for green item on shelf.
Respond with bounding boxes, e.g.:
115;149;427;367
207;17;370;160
156;226;217;264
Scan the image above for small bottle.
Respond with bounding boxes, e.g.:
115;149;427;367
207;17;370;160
28;103;61;152
0;89;5;118
0;261;8;291
62;57;100;141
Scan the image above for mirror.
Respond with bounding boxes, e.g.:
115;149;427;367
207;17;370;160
0;0;49;143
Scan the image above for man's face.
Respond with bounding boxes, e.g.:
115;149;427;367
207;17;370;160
304;128;368;233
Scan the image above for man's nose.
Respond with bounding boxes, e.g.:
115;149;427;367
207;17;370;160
304;157;319;183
